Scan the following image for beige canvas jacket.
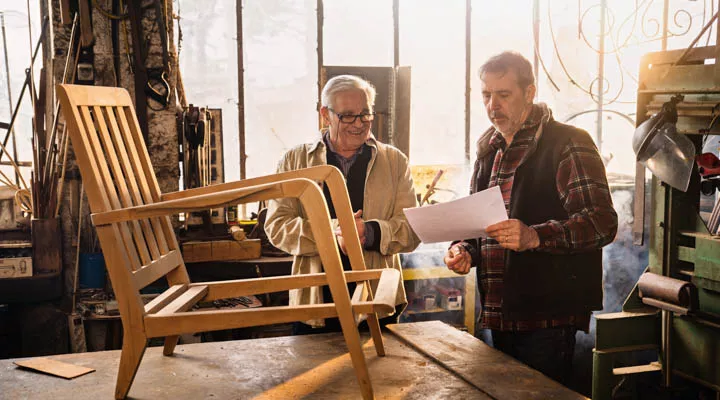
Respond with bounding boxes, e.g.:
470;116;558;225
265;133;421;326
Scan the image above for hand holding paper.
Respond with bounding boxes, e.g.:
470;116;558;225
403;186;508;244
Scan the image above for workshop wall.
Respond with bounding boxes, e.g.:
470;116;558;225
48;0;179;305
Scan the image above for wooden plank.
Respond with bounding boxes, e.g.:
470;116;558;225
155;285;208;316
182;241;212;263
145;304;338;337
91;183;287;226
146;301;392;338
613;363;661;376
92;105;152;265
14;357;95;379
387;321;587;400
210;239;261;261
102;106;161;259
79;106;141;271
144;284;187;314
132;250;183;290
114;106;171;255
196;269;383;301
351;282;368;304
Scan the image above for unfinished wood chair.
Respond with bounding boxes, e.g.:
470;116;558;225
57;84;399;400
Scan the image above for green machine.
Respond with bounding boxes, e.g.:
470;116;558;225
593;44;720;399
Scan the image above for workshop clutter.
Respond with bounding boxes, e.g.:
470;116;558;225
0;257;31;278
407;281;463;312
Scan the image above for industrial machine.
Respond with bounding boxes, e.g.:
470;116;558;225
593;44;720;399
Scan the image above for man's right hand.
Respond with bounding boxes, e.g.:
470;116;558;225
444;243;472;275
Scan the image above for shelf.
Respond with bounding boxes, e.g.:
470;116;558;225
679;230;720;242
405;307;463;315
0;241;31;249
677;269;695;277
403;266;467;280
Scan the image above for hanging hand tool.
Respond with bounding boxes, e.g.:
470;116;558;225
127;0;151;142
76;0;95;85
145;0;171;109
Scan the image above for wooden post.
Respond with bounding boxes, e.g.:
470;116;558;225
31;217;62;275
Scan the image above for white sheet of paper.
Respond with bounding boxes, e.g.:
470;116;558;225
403;186;508;244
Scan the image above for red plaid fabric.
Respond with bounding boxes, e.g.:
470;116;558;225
478;110;616;332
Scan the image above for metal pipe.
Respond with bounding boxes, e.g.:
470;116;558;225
662;186;673;388
236;0;246;182
662;309;672;387
317;0;323;129
661;0;669;50
532;0;539;99
596;0;606;153
393;0;399;68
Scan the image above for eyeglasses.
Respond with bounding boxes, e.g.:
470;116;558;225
328;108;375;124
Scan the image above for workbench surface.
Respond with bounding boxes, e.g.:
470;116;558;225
0;321;585;399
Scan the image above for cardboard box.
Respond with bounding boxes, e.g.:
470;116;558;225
0;257;32;278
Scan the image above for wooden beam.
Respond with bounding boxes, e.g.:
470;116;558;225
194;269;383;301
155;285;208;316
144;284;187;314
132;251;183;290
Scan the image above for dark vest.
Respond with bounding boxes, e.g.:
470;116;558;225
473;121;603;320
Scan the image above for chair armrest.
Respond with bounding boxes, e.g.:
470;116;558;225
161;165;339;202
105;165;367;274
372;269;401;311
91;178;313;226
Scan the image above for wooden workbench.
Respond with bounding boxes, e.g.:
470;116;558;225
0;321;586;399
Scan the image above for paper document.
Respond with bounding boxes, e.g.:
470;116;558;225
403;186;508;244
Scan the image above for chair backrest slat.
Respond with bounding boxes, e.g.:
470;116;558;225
114;106;174;254
57;85;190;318
100;106;162;260
92;105;154;266
79;105;142;271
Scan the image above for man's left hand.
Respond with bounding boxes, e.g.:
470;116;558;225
486;219;539;252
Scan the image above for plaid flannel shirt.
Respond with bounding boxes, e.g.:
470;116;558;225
477;107;617;332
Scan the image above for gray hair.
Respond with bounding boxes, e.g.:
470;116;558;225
321;75;376;109
478;51;535;90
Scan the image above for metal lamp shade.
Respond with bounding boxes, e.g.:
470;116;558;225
632;114;695;192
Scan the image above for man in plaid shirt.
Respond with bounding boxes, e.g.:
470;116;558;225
444;52;618;386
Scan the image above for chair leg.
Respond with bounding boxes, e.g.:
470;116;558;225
163;335;180;356
366;314;385;357
336;306;374;400
114;331;147;400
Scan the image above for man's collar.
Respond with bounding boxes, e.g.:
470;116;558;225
488;104;546;149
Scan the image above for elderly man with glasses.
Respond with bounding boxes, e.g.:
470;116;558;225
265;74;421;334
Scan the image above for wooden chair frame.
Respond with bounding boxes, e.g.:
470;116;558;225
57;84;398;400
